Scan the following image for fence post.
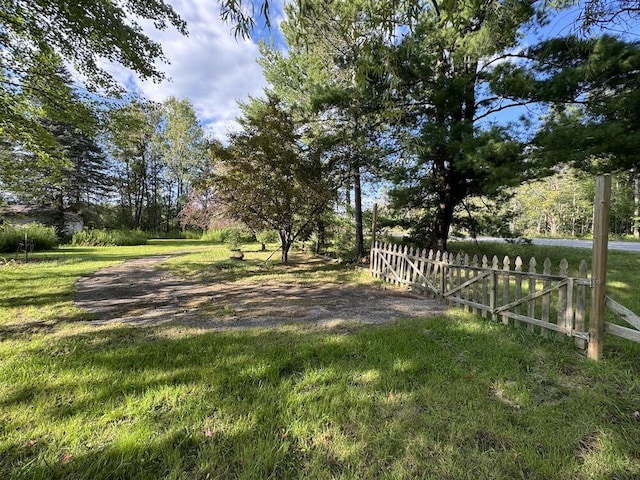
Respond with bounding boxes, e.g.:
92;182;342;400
370;203;378;272
575;260;588;349
514;256;523;327
589;174;611;361
490;256;498;321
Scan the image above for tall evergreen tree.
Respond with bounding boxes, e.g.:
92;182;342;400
261;0;390;259
386;0;538;250
0;61;110;238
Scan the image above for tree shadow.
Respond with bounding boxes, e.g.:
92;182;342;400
2;319;639;479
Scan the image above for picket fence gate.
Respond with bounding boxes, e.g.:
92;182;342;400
370;241;640;351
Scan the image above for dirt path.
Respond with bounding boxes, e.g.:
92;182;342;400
75;256;446;330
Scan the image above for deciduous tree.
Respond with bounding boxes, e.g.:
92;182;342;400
0;0;186;158
211;94;334;263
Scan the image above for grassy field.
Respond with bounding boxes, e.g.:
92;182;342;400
1;240;639;479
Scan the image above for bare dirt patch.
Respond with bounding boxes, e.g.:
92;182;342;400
75;255;446;330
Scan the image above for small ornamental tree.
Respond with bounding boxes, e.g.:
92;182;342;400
210;94;334;264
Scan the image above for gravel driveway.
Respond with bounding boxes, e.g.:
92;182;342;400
75;255;446;330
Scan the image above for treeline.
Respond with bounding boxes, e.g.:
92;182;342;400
199;0;640;262
0;64;207;238
1;0;639;259
507;169;639;239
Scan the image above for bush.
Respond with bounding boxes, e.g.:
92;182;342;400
200;228;226;243
0;223;59;252
143;229;202;239
71;229;148;246
202;227;255;245
256;229;279;245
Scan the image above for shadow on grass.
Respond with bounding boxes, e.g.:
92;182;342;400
174;254;364;285
2;317;639;479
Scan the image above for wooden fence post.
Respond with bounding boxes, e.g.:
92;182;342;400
490;256;498;321
589;174;611;361
370;203;378;272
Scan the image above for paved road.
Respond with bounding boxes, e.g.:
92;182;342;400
466;237;640;253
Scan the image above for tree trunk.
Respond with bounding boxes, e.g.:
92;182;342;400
53;192;66;241
316;220;325;254
633;168;639;238
279;231;292;264
433;198;455;252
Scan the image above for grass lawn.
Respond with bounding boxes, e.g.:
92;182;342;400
1;240;639;479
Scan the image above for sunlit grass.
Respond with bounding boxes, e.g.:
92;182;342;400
449;241;640;358
1;315;639;479
0;240;214;327
0;239;639;478
162;242;376;286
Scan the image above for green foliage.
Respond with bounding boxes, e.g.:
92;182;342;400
0;223;58;252
223;227;255;250
318;213;357;261
201;227;255;245
0;0;186;159
519;36;640;173
211;93;335;263
200;228;227;243
256;229;280;245
381;0;544;250
104;97;208;233
71;229;148;247
266;0;392;258
143;230;203;240
0;60;110;235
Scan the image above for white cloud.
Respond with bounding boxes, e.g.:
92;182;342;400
106;0;270;141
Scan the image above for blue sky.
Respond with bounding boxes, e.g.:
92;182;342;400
103;0;286;141
105;1;638;142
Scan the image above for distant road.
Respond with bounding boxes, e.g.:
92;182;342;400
464;237;640;253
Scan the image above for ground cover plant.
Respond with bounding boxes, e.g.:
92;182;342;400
1;240;639;479
71;229;149;247
0;224;58;253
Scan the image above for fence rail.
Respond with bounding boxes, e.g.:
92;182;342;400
370;241;640;351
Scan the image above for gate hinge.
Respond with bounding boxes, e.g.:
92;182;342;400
572;331;591;342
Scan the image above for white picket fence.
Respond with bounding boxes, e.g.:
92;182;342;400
370;241;640;349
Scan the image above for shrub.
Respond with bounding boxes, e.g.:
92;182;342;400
256;229;279;245
202;227;255;245
144;230;186;239
71;229;148;246
143;229;202;239
0;223;59;252
201;228;226;243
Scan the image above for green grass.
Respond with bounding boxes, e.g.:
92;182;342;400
0;239;213;327
161;243;374;286
449;241;640;353
1;240;639;479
